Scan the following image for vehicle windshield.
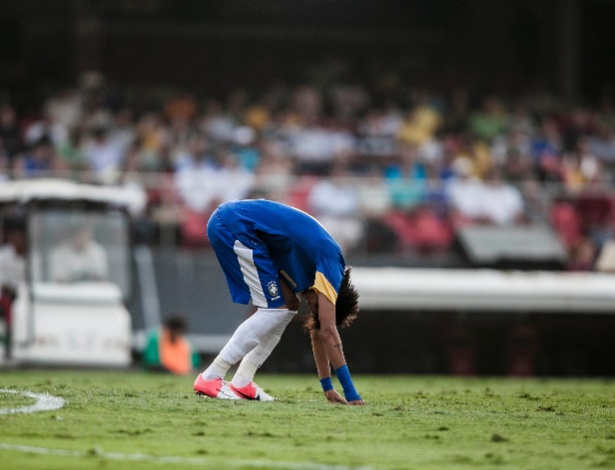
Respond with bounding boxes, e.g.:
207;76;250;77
29;208;131;297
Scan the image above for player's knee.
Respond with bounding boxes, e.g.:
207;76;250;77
223;336;260;363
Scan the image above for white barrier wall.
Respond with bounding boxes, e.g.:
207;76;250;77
351;268;615;314
11;283;132;366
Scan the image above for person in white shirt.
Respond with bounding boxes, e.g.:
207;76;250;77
307;163;363;254
49;225;108;283
0;224;26;295
0;219;26;360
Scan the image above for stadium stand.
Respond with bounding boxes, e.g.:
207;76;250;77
1;75;615;272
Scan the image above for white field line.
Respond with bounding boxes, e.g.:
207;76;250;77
0;442;375;470
0;389;66;415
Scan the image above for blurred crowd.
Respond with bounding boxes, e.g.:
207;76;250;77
1;73;615;270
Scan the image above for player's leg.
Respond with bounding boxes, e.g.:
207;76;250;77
230;277;299;398
197;310;292;399
235;309;295;382
196;222;289;398
227;309;295;400
200;236;288;376
212;307;292;370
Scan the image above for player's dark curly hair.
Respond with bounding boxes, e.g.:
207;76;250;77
304;267;359;331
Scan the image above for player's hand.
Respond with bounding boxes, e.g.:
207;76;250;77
324;389;347;404
348;399;365;406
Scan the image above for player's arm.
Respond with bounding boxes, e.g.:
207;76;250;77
310;328;347;404
316;292;364;405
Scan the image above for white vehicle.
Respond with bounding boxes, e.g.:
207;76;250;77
0;179;145;367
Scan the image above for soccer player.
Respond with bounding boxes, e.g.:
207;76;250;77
193;199;364;405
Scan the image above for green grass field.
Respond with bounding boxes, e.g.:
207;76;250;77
1;370;615;469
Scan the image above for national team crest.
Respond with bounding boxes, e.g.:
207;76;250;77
267;281;279;298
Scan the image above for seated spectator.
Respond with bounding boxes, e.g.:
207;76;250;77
164;93;198;123
252;140;295;201
49;224;109;283
590;124;615;167
230;126;261;172
531;117;562;179
84;126;125;184
200;99;237;144
290;124;354;176
307;163;363;254
108;107;136;161
357;165;393;218
447;159;524;226
44;88;83;131
561;107;597;152
15;136;56;179
142;314;200;375
506;101;536;138
330;82;370;123
479;167;525;225
174;135;219;214
356;108;400;157
57;128;89;178
491;128;532;167
563;136;601;191
0;104;23;162
384;144;428;210
216;151;255;203
567;236;598;271
135;112;169;169
23;109;68;149
446;157;485;225
398;100;441;147
291;84;322;125
355;165;398;253
468;96;508;142
502;148;534;184
469;140;495;180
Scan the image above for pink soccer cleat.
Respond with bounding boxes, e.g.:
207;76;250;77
194;375;243;400
229;381;275;401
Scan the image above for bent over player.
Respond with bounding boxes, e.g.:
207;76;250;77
193;199;364;405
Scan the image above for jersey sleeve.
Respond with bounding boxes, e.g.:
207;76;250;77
311;258;344;305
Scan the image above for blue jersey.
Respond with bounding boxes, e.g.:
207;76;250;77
208;199;345;308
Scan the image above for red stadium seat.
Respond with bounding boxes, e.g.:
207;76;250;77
549;202;583;249
382;208;453;253
574;192;615;228
411;208;454;251
180;209;212;248
284;176;318;213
